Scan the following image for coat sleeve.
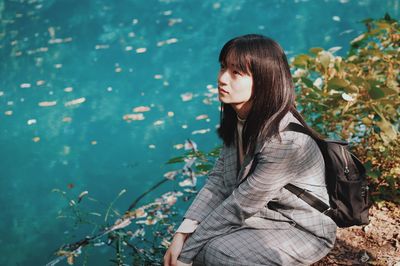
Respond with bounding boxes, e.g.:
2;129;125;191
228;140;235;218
181;145;228;224
175;218;199;234
177;135;301;264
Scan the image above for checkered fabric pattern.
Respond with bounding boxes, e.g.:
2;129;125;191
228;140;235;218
177;111;337;265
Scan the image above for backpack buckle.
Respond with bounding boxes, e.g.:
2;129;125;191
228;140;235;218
322;207;333;216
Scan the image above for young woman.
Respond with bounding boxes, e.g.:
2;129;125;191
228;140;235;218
164;34;337;266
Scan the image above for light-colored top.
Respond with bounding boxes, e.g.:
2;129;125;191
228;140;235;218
176;116;246;235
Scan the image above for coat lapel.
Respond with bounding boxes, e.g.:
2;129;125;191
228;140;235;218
228;111;300;188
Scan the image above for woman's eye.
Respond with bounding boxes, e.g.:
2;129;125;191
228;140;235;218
233;70;241;75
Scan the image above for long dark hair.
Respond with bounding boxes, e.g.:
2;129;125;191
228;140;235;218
216;34;324;156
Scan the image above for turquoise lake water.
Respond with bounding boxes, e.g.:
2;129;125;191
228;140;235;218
0;0;398;265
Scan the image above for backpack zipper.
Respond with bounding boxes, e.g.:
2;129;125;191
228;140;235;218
341;146;350;174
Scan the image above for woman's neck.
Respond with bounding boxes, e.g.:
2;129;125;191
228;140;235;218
231;100;253;120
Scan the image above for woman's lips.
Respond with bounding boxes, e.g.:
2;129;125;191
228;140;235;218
218;87;229;94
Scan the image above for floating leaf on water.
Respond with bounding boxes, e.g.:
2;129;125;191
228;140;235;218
48;26;55;38
135;208;146;218
179;178;196;187
78;191;89;203
350;33;366;45
51;188;66;194
153;120;164;126
118;189;127;197
49;38;64;44
136;47;147;53
133;106;150;112
213;2;221;9
160;238;171;248
168;18;182;26
112;218;132;230
203;98;212;105
67;255;74;265
123;113;144;121
38;101;57;107
164;170;178;180
62;117;72;122
166;38;178;44
27;119;37;125
191;128;210;135
181;92;193;102
32;136;40;142
183;188;197;193
157;38;178;46
64;87;73;92
328;46;342;54
20;83;31;88
95;44;109;50
173;143;183;149
196;114;208;120
166;195;177;206
184;139;197;151
63;146;70;155
65;97;86;107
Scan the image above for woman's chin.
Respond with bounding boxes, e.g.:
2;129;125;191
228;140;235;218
218;95;229;103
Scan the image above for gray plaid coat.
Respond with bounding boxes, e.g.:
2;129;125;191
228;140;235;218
177;111;337;266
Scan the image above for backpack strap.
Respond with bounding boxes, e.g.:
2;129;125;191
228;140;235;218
284;122;315;139
284;183;331;214
282;122;333;217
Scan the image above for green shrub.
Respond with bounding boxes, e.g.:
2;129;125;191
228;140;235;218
291;13;399;202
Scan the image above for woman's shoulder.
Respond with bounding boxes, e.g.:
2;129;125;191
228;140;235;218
256;111;309;153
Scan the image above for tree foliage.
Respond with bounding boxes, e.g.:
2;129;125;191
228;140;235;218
291;13;399;202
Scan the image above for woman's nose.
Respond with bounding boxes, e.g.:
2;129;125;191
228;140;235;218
218;69;229;84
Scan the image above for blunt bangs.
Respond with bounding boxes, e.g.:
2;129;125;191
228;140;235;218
218;42;251;76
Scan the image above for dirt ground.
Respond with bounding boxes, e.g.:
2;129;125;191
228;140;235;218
313;202;400;266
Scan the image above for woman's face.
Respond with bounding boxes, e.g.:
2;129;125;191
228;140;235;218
217;63;253;109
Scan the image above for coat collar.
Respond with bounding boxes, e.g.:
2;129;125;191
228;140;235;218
226;111;300;187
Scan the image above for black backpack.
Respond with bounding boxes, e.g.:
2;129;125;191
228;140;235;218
283;122;372;228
